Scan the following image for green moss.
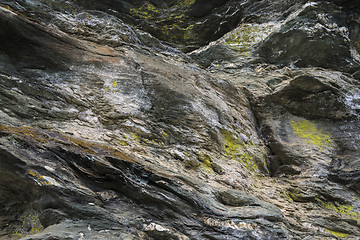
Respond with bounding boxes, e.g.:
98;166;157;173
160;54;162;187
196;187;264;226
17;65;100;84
137;136;164;146
195;153;214;174
222;130;242;159
319;200;360;222
150;139;163;145
224;23;276;55
324;228;349;238
110;80;117;93
288;192;303;202
282;188;311;202
178;0;196;7
129;2;195;41
130;3;159;20
130;133;141;145
290;120;333;150
281;191;293;202
119;140;128;146
198;153;212;168
221;130;267;173
161;130;168;138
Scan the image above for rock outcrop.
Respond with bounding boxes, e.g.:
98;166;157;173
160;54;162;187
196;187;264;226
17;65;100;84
0;0;359;240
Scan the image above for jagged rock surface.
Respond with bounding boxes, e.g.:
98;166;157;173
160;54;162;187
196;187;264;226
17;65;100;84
0;0;360;240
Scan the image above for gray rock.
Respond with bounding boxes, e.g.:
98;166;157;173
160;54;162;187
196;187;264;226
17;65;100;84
257;2;360;72
1;1;360;240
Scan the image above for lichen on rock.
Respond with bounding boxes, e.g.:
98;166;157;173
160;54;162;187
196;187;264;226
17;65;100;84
221;130;268;174
224;23;278;56
1;0;360;239
290;119;334;150
13;213;43;237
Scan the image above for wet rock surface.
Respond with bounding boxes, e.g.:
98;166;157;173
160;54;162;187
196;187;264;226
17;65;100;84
0;0;360;240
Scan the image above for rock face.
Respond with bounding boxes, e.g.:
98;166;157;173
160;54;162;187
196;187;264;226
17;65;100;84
0;0;308;52
0;0;359;240
256;2;360;73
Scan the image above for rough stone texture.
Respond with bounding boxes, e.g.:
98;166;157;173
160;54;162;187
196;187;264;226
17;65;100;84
0;0;309;52
0;0;360;240
256;1;360;73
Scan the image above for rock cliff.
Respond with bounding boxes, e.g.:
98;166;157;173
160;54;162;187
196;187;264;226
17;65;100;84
0;0;359;239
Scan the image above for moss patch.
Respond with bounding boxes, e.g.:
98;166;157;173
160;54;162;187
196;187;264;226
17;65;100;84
224;23;276;56
119;140;128;146
324;228;349;238
129;1;196;41
161;130;168;138
130;3;160;20
197;153;215;174
281;191;293;202
130;132;141;145
178;0;196;7
221;130;267;174
290;120;333;150
319;200;360;222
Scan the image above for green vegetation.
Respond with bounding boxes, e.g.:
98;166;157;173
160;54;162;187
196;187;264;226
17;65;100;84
197;153;215;174
128;131;167;147
129;1;196;41
281;188;312;202
281;191;293;202
290;120;333;150
161;130;168;138
324;228;349;238
119;140;128;146
318;200;360;222
130;132;141;145
130;3;159;20
178;0;196;7
221;130;267;174
224;23;276;55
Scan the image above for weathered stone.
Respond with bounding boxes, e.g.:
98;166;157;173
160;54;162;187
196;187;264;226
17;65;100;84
268;74;351;120
1;0;360;240
257;2;360;73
